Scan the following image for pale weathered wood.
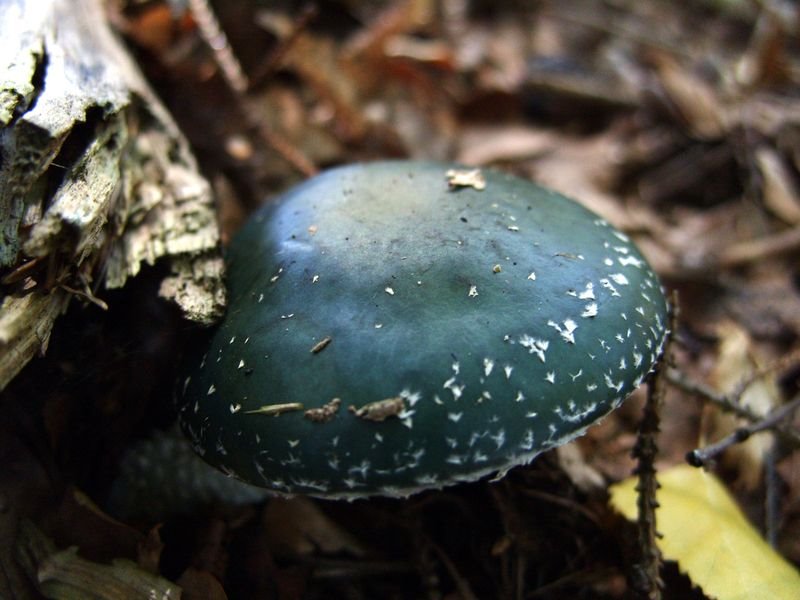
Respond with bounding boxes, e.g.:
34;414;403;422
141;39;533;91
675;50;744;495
0;0;224;390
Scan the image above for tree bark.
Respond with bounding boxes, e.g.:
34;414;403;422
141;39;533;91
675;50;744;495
0;0;224;390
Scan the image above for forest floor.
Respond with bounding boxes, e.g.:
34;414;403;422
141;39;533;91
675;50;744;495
4;1;800;598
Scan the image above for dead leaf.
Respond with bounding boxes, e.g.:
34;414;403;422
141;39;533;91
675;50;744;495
609;464;800;600
707;321;779;490
47;487;144;565
722;270;800;339
755;146;800;225
15;520;180;600
735;10;791;88
38;548;181;600
520;131;637;230
456;125;552;166
649;51;726;140
556;442;605;493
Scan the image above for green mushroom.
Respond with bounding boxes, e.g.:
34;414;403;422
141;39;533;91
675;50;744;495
177;161;668;499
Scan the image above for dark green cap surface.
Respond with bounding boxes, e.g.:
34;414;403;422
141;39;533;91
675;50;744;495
177;161;668;498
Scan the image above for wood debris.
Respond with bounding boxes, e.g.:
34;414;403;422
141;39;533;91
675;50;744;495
446;168;486;191
304;397;342;423
348;397;406;422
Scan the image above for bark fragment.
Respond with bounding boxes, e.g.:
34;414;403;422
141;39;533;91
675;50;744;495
0;0;224;390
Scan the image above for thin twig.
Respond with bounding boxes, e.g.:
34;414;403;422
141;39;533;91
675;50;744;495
304;557;416;579
730;347;800;400
717;225;800;268
249;118;318;177
527;567;623;599
427;539;480;600
250;4;319;88
629;294;678;600
1;256;45;285
630;340;669;599
58;273;108;311
188;0;249;93
489;483;526;600
687;395;800;467
544;10;694;60
665;367;800;448
517;488;602;526
188;0;317;177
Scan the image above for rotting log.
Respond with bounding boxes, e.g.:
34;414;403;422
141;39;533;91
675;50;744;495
0;0;225;390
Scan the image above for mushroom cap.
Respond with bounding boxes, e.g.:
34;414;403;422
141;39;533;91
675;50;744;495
177;161;668;499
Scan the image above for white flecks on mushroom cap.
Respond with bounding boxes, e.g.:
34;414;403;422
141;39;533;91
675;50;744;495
177;161;669;499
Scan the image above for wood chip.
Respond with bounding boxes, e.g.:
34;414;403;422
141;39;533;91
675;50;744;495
446;168;486;190
310;336;332;354
348;397;406;422
304;398;342;423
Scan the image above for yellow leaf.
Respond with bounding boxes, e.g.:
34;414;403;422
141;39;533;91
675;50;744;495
609;464;800;599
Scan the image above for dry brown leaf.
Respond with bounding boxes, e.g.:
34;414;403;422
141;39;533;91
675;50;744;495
519;132;636;230
723;270;800;339
755;146;800;224
38;548;181;600
110;4;178;55
555;442;605;493
650;52;726;140
456;125;553;166
47;487;144;565
707;321;779;490
735;10;791;88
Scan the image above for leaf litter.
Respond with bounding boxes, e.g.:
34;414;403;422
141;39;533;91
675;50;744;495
3;0;800;598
